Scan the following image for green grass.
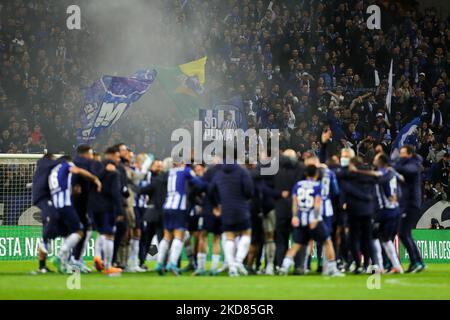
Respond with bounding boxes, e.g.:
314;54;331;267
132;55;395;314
0;261;449;299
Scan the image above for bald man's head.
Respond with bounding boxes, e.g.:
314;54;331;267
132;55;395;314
283;149;297;160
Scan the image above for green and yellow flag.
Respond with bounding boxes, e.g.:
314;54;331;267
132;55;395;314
157;57;207;118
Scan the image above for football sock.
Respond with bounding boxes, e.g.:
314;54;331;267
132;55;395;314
265;240;276;267
224;239;236;267
297;245;308;270
130;238;140;269
327;260;338;273
60;233;82;264
383;241;401;269
95;234;105;258
236;235;251;264
322;255;328;274
211;254;221;271
80;230;92;261
157;238;170;265
373;239;383;269
197;252;207;271
169;238;184;266
104;238;114;270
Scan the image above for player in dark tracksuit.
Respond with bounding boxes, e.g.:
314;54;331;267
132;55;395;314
138;161;166;269
193;163;222;275
112;143;131;268
90;148;124;274
185;164;207;274
394;145;425;273
252;164;281;274
339;157;379;273
247;164;265;274
71;145;96;272
209;163;254;277
273;152;304;271
32;153;60;273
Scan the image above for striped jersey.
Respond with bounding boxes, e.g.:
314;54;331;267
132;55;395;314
319;167;339;217
48;160;74;209
292;179;322;226
375;168;400;210
163;166;197;211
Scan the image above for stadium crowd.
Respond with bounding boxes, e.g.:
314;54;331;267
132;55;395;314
187;0;450;202
0;0;449;202
0;0;176;159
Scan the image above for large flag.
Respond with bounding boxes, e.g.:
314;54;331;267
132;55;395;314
385;59;394;117
77;69;157;144
157;57;207;119
199;96;247;141
390;117;421;160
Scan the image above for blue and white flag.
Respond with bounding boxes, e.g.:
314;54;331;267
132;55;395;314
199;95;247;141
385;59;393;116
390;117;421;160
77;69;157;144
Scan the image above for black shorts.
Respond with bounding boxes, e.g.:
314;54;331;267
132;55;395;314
293;221;330;245
54;206;84;236
222;219;251;233
374;209;400;241
251;213;264;244
203;213;222;235
73;197;91;229
91;210;116;235
163;209;188;231
188;213;201;232
36;199;59;241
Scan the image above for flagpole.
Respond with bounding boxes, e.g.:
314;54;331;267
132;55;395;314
385;59;393;117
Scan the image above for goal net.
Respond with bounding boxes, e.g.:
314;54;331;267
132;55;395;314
0;154;46;260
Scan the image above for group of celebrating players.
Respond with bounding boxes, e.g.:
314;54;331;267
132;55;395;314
31;130;425;277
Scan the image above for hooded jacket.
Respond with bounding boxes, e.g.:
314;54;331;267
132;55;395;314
337;166;377;217
394;155;423;210
32;156;60;205
273;155;304;219
209;164;254;225
88;160;123;215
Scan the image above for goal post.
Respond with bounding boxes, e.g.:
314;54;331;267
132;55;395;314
0;154;50;260
0;153;100;262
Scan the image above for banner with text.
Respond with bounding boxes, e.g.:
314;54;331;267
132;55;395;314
399;230;450;263
0;226;95;261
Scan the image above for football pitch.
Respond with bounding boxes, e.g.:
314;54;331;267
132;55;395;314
1;262;450;300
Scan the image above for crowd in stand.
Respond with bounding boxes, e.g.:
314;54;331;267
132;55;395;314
0;0;449;201
185;0;449;201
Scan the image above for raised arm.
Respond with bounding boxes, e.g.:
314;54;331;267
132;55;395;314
70;166;102;192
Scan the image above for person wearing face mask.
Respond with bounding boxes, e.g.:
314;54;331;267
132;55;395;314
272;64;284;86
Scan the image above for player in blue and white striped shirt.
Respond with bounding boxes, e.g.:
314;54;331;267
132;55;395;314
278;165;343;276
304;155;339;273
155;162;205;275
373;153;403;274
48;156;102;273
